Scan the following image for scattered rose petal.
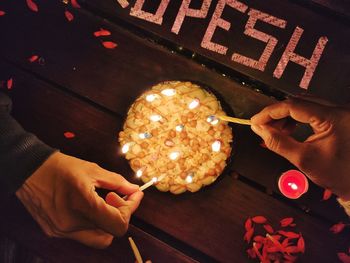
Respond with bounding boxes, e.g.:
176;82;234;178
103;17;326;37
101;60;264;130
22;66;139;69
263;224;274;234
267;234;285;252
284;254;298;262
102;41;117;49
26;0;39;12
252;216;267;224
244;218;252;231
278;231;300;239
244;228;254;244
330;222;346;234
65;10;74;21
246;248;256;259
0;10;5;16
280;217;294;227
28;55;39;63
71;0;81;8
94;28;111;37
253;235;265;243
7;78;13;90
338;253;350;263
64;131;75;139
284;245;299;254
322;189;332;201
297;235;305;253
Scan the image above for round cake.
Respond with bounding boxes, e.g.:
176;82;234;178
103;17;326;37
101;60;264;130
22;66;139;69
119;81;233;194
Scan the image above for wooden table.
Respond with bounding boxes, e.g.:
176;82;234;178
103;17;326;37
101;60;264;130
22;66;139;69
0;1;349;262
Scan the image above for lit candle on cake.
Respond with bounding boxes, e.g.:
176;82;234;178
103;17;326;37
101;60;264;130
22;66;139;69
161;89;176;96
122;143;130;154
188;98;200;109
211;140;221;152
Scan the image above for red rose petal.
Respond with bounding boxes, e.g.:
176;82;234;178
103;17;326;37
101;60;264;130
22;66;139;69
338;253;350;263
243;228;254;244
330;222;346;234
7;78;13;90
297;235;305;253
253;235;265;243
246;248;256;259
102;41;117;49
94;28;111;37
0;10;5;16
322;189;332;201
252;216;267;224
65;10;74;21
28;55;39;63
278;230;300;239
71;0;81;8
64;131;75;139
263;224;274;234
259;141;267;148
280;217;294;227
244;218;252;231
26;0;39;12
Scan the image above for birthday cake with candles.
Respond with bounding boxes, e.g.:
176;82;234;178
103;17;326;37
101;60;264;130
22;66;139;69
119;81;233;194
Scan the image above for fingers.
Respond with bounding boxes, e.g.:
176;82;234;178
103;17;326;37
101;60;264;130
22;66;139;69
88;191;143;237
63;228;114;249
251;99;332;133
106;191;144;216
251;124;307;167
92;166;139;195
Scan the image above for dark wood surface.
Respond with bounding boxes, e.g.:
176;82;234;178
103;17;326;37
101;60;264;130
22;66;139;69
0;1;349;262
84;0;350;103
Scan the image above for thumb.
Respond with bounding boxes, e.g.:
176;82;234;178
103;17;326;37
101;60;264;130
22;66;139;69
251;124;306;167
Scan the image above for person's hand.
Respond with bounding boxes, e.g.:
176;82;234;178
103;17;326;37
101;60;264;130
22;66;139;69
16;152;144;248
250;98;350;200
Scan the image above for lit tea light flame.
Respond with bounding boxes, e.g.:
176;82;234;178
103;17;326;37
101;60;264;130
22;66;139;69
169;151;180;160
136;169;143;178
185;174;193;184
188;98;200;109
146;94;157;102
161;89;176;96
175;124;184;132
139;132;152;139
150;114;162;122
288;182;298;190
207;115;219;125
212;140;221;152
122;143;130;154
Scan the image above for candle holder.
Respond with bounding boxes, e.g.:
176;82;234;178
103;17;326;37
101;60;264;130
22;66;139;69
278;170;309;199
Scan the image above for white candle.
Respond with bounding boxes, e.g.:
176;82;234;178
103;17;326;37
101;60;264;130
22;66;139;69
161;89;176;96
146;94;157;102
150;114;162;122
122;143;130;154
212;140;221;152
188;98;200;109
169;151;180;160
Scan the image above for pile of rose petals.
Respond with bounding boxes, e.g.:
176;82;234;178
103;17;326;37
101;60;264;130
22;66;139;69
244;216;305;262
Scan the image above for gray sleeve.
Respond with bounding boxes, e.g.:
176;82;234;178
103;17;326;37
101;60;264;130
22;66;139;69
0;92;56;195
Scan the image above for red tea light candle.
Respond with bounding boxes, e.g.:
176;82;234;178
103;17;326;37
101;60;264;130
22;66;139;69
278;170;309;199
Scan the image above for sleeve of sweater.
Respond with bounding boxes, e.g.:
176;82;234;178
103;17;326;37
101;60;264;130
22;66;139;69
0;92;56;195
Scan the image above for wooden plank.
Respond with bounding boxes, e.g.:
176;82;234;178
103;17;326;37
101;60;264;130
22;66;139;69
0;2;347;224
309;0;350;18
2;62;349;262
84;0;350;104
0;196;195;263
